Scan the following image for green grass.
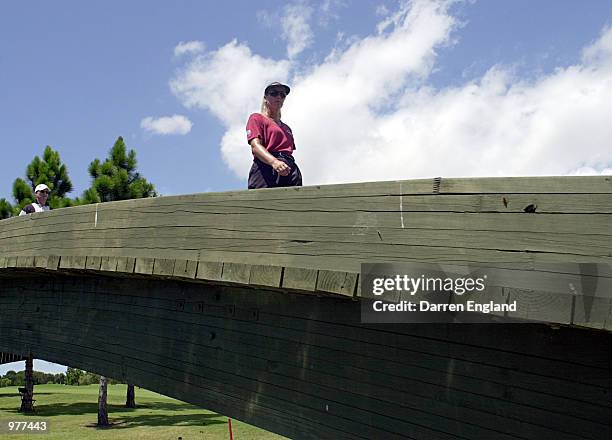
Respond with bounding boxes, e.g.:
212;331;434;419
0;384;286;440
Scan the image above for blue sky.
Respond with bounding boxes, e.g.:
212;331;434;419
0;0;611;372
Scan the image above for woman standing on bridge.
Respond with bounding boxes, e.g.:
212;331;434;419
246;82;302;189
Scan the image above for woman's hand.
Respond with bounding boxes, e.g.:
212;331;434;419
250;138;291;176
272;159;290;176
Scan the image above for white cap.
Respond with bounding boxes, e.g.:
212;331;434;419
34;184;50;193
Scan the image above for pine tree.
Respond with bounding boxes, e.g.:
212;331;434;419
11;146;74;215
78;137;156;204
0;198;12;220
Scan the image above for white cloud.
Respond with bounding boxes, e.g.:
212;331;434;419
170;40;290;169
319;0;346;26
174;40;205;57
141;115;193;135
568;166;612;176
282;3;314;59
171;0;612;184
257;2;315;59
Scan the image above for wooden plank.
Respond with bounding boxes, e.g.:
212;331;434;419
116;257;135;273
172;259;198;279
33;340;365;440
100;256;118;272
3;222;611;260
196;261;223;281
2;208;610;274
16;256;35;268
249;265;282;287
16;208;610;234
506;288;573;324
153;258;175;276
572;296;612;330
6;256;17;268
0;196;606;235
221;262;251;284
2;192;611;251
6;282;612;403
3;213;609;256
2;230;610;277
283;267;318;291
440;175;612;194
134;257;154;275
84;193;612;214
5;288;612;436
316;270;358;297
46;255;60;270
34;255;48;269
85;256;102;271
72;255;87;270
58;255;72;270
8;325;493;440
59;255;86;270
0;257;6;269
5;288;612;440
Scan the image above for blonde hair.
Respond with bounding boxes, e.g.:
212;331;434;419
261;97;281;119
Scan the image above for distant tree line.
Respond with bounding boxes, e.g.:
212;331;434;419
0;370;65;387
0;136;157;219
0;368;122;387
64;367;122;386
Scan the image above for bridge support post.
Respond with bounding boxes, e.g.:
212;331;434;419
97;376;109;426
19;356;34;413
125;384;135;408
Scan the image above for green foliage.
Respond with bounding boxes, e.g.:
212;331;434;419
0;198;12;219
78;137;156;204
0;370;66;387
27;146;73;197
11;146;74;214
62;368;121;386
12;178;34;208
78;371;100;386
65;367;82;386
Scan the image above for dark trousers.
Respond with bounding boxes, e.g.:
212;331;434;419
248;153;303;189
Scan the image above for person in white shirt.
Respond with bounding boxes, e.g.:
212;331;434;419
19;184;51;216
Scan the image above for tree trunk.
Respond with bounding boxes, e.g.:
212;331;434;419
19;356;34;413
125;384;135;408
97;376;109;426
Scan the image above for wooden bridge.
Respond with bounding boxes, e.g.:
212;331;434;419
0;176;611;439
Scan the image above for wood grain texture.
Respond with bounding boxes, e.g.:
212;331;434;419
0;176;610;328
316;270;358;297
196;261;223;281
115;257;136;273
0;176;611;438
153;258;175;276
85;256;102;271
0;275;610;440
100;256;118;272
249;265;283;288
283;267;318;291
134;257;154;275
221;262;251;284
172;259;198;279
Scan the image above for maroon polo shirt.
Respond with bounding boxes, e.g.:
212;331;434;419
246;113;295;154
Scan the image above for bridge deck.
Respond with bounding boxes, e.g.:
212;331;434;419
0;176;611;439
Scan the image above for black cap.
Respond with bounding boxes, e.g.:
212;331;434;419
264;82;290;96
